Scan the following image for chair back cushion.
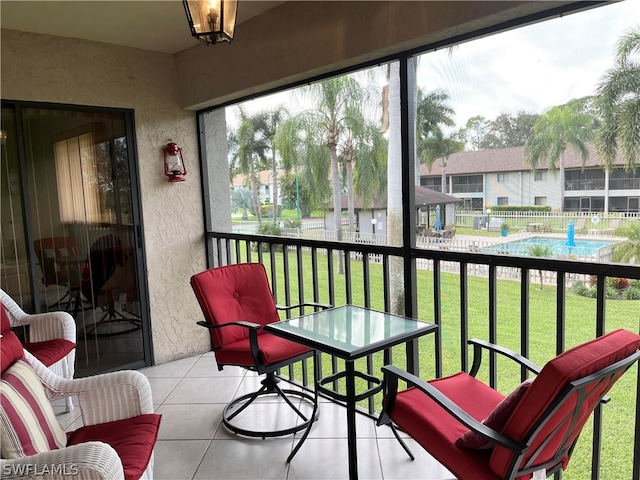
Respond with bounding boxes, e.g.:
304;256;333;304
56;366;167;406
490;329;640;477
0;357;67;458
191;263;280;350
1;305;24;373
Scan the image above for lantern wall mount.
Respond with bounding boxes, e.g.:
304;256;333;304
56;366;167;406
163;141;187;182
183;0;238;45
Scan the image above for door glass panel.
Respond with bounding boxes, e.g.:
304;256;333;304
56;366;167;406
1;108;32;307
2;105;147;377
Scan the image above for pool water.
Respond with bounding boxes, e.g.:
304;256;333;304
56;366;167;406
481;236;615;258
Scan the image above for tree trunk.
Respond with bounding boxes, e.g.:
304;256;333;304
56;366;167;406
346;160;355;233
330;145;344;274
271;155;278;221
387;62;405;315
250;171;262;224
559;150;565;212
440;157;447;194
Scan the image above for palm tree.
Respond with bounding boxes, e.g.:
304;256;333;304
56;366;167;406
524;103;595;209
228;107;270;223
612;222;640;264
595;26;640;173
420;128;464;194
276;75;381;273
254;107;289;220
528;243;553;290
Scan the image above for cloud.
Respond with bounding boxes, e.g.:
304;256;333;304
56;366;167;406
416;1;640;127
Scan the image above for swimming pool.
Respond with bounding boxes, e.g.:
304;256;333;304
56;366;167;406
481;237;616;258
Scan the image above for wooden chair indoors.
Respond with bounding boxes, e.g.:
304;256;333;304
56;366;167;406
1;288;76;412
378;330;640;480
191;262;330;439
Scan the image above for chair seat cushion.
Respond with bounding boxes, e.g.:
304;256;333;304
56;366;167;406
24;339;75;367
1;357;67;458
68;413;161;480
389;372;508;480
215;332;312;367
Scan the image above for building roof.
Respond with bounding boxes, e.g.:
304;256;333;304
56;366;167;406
420;143;626;177
334;185;462;211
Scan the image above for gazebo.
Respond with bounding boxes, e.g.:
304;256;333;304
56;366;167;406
325;185;462;235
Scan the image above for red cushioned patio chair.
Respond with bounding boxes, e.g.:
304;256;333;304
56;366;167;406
191;262;330;438
1;288;76;412
0;305;160;480
378;330;640;480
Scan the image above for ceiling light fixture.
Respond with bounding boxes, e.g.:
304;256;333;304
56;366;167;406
183;0;238;45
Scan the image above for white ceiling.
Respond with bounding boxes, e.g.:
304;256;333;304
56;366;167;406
0;1;284;54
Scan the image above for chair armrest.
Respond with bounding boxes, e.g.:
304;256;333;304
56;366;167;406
25;351;153;426
196;320;261;330
468;338;541;377
276;302;333;314
380;364;526;453
0;442;125;480
26;311;77;344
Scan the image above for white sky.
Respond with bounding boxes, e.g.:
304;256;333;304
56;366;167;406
230;1;640;131
417;0;640;127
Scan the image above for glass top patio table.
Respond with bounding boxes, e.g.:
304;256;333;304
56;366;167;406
265;304;437;480
265;304;437;360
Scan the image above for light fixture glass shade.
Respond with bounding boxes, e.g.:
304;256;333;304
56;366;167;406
184;0;238;45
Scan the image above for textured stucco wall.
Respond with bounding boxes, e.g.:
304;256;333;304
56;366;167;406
1;28;210;364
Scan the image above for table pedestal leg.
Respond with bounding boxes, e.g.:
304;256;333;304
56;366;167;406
346;360;358;480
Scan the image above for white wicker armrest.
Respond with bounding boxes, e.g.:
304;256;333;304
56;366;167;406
25;351;153;426
26;311;76;344
0;442;125;480
0;289;76;344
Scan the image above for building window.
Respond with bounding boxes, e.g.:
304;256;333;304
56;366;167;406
421;177;441;192
534;196;547;206
497;197;509;206
534;171;546;181
497;174;508;183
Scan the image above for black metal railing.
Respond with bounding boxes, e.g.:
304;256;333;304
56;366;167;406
609;177;640;190
206;230;640;480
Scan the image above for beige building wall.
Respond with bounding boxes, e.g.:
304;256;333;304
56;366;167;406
1;29;210;363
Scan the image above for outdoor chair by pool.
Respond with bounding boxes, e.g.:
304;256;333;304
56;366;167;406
0;310;160;480
1;288;76;412
603;218;621;235
191;262;330;438
378;329;640;480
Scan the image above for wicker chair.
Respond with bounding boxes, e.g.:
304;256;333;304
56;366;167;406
1;288;76;412
0;322;159;480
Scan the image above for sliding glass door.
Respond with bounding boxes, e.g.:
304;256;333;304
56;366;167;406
1;102;151;376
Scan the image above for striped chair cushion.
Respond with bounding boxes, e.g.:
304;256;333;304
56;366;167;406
0;356;67;458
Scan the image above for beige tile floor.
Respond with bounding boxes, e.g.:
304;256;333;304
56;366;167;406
55;352;455;480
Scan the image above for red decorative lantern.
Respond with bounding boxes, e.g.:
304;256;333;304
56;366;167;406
163;141;187;182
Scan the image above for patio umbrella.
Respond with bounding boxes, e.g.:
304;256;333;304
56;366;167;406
566;220;576;248
434;205;442;232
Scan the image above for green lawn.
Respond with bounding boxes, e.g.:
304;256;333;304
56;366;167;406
248;249;638;480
